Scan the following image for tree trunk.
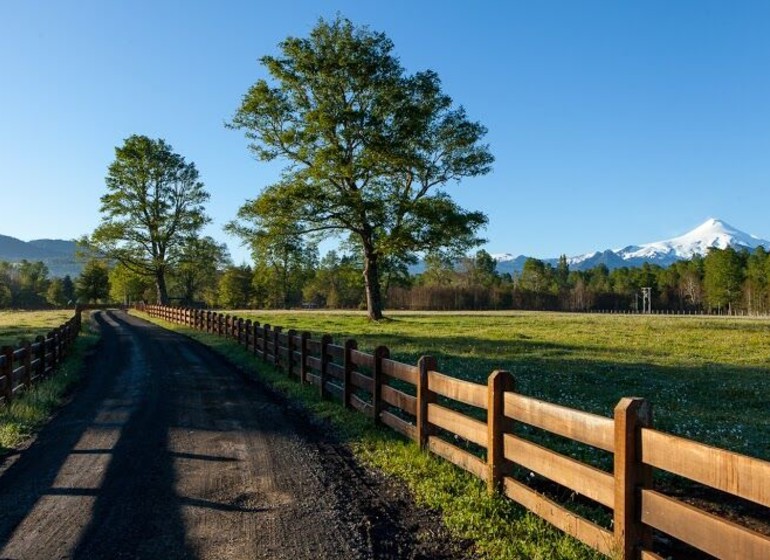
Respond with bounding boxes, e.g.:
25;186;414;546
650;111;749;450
362;248;384;320
155;269;169;305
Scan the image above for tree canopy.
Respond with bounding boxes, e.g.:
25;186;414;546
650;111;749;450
228;16;492;319
88;135;210;304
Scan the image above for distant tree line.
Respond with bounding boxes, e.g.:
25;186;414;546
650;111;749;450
5;244;767;316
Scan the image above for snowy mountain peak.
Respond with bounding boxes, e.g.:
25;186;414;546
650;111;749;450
490;219;770;274
617;218;770;261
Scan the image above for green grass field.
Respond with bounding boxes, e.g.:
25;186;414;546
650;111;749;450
0;310;76;348
229;310;770;460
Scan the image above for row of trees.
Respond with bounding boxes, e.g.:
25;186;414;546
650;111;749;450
393;246;770;314
0;259;109;308
5;243;769;316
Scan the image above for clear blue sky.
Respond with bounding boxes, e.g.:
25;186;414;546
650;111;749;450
2;1;770;264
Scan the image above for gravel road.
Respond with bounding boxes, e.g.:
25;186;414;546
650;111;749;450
0;310;473;560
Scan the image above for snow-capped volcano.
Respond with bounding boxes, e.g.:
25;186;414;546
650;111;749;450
614;218;770;263
492;219;770;274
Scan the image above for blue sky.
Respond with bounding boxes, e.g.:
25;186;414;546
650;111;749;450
2;1;770;264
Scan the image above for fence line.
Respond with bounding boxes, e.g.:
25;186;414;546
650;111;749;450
139;304;770;560
0;310;82;408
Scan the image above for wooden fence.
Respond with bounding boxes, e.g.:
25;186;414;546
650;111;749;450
0;310;82;407
139;304;770;560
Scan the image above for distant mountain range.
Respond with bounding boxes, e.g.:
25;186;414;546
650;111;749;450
490;219;770;274
0;235;81;278
4;218;768;279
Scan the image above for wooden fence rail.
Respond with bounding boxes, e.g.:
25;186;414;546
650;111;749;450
138;304;770;560
0;310;82;408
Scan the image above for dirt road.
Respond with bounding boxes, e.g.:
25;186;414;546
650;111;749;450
0;310;471;560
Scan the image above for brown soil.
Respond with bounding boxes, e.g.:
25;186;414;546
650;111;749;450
0;310;475;560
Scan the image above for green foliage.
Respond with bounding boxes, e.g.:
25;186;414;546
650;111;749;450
87;134;210;304
302;251;364;308
76;259;110;303
250;230;316;308
703;247;745;313
218;264;254;308
228;16;493;319
109;263;154;304
169;236;231;305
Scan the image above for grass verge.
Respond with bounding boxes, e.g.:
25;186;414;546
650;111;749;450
0;315;100;454
133;310;606;560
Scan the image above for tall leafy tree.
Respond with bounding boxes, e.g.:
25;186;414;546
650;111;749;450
704;248;744;314
77;259;111;303
218;265;254;309
88;135;210;304
228;17;492;320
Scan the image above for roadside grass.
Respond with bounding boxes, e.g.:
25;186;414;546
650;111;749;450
0;310;75;348
134;309;606;560
0;313;99;453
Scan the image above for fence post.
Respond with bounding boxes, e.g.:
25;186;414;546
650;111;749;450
343;339;357;409
487;370;514;494
273;326;282;369
319;334;332;398
237;318;244;346
225;315;232;339
55;328;63;366
22;340;33;389
614;397;653;560
244;320;252;351
372;346;389;423
35;335;46;379
262;325;271;363
287;329;297;378
252;321;260;357
416;355;437;449
219;314;225;337
300;332;310;384
2;346;13;404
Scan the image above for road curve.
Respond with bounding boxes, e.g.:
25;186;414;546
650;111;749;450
0;310;415;560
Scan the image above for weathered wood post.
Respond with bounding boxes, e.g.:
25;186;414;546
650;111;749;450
614;397;653;560
237;318;244;346
487;370;514;494
416;355;437;450
372;346;389;424
22;340;32;390
252;322;261;357
262;325;271;363
319;334;332;398
245;320;252;351
1;346;13;404
273;326;282;368
343;339;357;409
287;329;297;378
35;335;46;379
300;332;310;384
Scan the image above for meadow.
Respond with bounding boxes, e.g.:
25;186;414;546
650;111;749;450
230;310;770;460
0;310;76;348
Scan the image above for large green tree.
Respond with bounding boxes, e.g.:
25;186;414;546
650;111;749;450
88;135;210;305
77;259;111;303
228;17;492;320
